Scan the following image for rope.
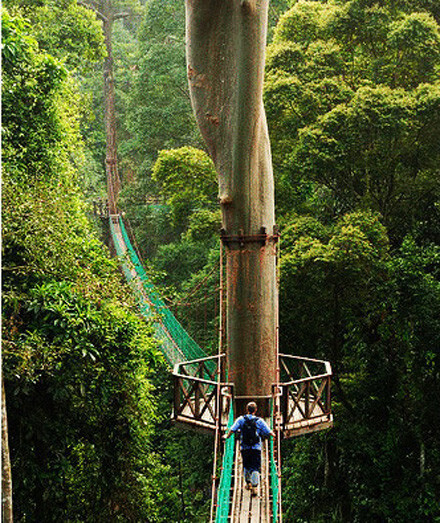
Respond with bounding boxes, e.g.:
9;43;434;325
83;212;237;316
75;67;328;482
271;229;282;522
167;260;220;308
124;214;148;271
172;287;220;309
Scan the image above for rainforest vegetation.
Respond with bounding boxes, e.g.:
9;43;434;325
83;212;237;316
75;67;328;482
2;0;440;521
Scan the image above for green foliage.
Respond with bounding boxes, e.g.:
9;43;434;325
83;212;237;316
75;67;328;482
4;0;106;71
152;147;218;228
146;365;215;521
3;282;160;521
267;2;440;521
130;148;222;352
279;211;440;521
124;0;203;177
2;11;70;182
2;2;107;208
183;209;222;243
294;84;440;235
2;11;164;520
280;211;389;355
387;12;440;87
265;0;440;240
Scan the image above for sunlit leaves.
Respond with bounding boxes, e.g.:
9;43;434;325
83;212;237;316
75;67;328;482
293;85;440;234
387;12;440;87
2;11;161;520
152;147;218;228
265;0;440;228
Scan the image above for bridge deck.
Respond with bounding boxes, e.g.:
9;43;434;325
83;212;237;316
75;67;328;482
229;436;271;522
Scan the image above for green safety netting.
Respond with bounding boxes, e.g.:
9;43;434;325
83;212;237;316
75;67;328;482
215;405;235;522
270;400;280;522
109;216;208;367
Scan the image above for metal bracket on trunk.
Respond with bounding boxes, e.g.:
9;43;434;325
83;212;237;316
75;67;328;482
220;225;279;248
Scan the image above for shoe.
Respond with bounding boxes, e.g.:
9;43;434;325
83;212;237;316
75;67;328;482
250;471;259;486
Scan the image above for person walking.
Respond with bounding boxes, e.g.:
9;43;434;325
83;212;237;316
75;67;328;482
224;401;275;496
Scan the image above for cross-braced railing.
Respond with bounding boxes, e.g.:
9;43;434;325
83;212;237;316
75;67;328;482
173;354;233;432
278;354;333;437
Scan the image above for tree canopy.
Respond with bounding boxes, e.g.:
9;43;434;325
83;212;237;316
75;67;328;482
265;0;440;242
3;0;440;521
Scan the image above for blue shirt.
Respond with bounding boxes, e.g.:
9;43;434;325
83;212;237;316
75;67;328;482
230;415;272;450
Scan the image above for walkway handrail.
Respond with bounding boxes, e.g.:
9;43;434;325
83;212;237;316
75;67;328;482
215;405;235;522
279;354;332;436
280;372;331;387
172;355;233;432
270;396;282;522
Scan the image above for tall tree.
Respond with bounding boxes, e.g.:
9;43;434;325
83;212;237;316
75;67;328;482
186;0;277;412
79;0;140;213
2;381;13;523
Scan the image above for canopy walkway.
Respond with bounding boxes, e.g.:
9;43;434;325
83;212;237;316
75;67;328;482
109;214;207;367
108;213;333;522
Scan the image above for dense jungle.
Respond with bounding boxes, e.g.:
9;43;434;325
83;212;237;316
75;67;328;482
2;0;440;521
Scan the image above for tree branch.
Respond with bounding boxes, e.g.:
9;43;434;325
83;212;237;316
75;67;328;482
114;12;130;20
77;0;108;23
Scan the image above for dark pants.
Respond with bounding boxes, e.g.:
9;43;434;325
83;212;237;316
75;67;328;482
241;448;261;474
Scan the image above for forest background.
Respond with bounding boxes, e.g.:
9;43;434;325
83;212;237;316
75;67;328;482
2;0;440;521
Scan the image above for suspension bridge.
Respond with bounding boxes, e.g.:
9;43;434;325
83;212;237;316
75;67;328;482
107;211;333;522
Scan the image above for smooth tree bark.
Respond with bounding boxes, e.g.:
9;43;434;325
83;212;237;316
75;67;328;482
186;0;277;413
2;380;13;523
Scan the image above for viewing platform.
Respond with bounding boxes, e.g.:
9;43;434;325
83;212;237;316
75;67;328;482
277;354;333;437
172;352;332;522
172;353;333;439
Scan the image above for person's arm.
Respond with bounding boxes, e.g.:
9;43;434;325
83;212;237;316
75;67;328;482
258;419;276;438
223;417;242;440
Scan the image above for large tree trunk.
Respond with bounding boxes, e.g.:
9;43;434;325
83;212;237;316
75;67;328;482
186;0;277;415
2;381;13;523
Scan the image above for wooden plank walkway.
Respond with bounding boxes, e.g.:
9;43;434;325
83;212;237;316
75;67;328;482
229;436;271;522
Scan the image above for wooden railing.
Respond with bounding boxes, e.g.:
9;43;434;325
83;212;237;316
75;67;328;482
278;354;333;437
172;354;233;432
